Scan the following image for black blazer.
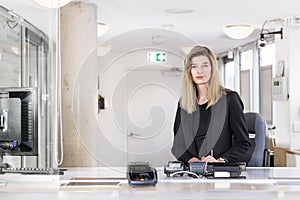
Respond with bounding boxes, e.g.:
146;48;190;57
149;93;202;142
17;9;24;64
171;90;252;163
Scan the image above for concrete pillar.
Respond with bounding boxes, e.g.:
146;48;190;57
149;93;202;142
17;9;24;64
60;1;97;166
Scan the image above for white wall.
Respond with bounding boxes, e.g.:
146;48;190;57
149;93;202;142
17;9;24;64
287;29;300;150
74;47;183;167
287;152;300;167
275;27;300;149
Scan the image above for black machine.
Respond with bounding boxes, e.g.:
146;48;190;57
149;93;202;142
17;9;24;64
164;161;246;178
127;161;157;187
0;88;38;168
164;161;185;177
0;167;65;175
164;161;206;177
206;162;246;178
188;162;206;176
0;87;38;156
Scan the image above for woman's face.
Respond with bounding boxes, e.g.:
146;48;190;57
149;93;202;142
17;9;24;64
190;55;212;85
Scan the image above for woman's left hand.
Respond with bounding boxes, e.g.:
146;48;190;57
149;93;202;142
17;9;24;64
200;155;223;163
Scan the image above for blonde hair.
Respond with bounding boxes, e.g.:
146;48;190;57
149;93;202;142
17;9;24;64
180;45;224;114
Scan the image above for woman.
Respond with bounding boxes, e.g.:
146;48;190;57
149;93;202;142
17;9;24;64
171;45;252;164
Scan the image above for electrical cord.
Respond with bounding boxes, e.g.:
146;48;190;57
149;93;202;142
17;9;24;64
54;7;64;166
169;171;201;179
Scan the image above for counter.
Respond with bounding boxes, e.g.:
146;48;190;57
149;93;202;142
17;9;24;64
1;167;300;199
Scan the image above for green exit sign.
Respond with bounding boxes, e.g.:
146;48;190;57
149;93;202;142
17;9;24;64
147;52;167;62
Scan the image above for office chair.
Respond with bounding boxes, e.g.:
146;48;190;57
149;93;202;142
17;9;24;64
244;112;269;167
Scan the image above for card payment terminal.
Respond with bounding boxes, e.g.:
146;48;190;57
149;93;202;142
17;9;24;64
127;161;157;187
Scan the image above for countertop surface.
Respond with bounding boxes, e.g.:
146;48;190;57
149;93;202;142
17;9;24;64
1;167;300;199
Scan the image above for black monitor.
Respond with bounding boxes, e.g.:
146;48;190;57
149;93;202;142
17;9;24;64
0;87;38;156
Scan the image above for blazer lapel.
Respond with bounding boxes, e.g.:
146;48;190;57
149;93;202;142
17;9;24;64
198;94;227;158
180;105;200;154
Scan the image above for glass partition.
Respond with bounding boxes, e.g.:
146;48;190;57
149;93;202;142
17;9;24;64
0;7;21;87
0;4;58;168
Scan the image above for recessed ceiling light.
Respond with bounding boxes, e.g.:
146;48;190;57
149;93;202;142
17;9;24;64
165;9;194;14
162;24;174;30
152;35;164;45
181;45;194;54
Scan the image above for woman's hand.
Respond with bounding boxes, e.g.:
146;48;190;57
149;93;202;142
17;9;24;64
188;156;226;163
188;157;201;163
200;155;225;163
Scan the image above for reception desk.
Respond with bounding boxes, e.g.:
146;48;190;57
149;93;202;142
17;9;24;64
1;167;300;199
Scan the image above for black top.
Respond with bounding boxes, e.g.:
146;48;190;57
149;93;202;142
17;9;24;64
172;90;252;164
194;103;211;154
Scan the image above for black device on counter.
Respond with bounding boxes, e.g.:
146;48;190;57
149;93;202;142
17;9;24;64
164;161;246;178
127;161;157;187
206;162;246;178
0;167;66;175
0;88;38;156
164;161;185;177
188;162;206;176
164;161;206;177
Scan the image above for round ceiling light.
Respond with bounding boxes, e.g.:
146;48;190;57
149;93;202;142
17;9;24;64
33;0;72;8
223;24;255;40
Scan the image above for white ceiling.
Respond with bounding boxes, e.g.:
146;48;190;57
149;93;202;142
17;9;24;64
90;0;300;54
3;0;299;55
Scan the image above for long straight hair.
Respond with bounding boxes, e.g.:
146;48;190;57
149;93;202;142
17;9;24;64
180;45;224;114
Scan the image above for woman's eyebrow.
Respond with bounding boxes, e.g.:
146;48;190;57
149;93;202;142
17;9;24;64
191;61;210;65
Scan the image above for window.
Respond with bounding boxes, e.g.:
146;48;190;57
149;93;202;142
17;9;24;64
0;13;21;87
222;56;235;91
259;43;276;124
224;61;235;90
0;6;54;168
241;49;253;71
240;49;254;112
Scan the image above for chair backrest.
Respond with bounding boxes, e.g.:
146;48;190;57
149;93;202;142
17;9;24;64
244;112;267;167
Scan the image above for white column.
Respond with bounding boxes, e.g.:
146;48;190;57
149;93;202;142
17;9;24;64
60;1;98;166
